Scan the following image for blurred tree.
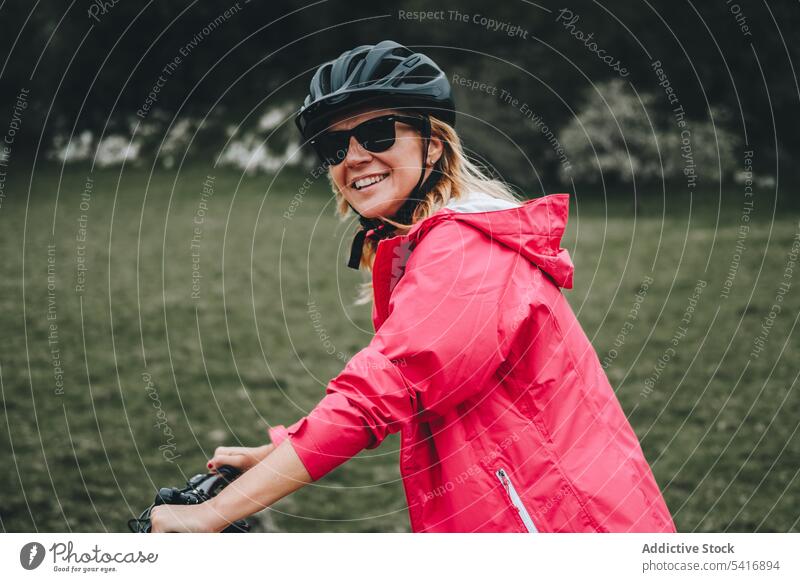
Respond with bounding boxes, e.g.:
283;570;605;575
0;0;795;187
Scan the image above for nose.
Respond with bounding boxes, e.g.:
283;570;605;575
344;135;372;167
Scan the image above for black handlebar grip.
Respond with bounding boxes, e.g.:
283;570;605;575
216;465;241;481
135;464;250;533
154;487;183;506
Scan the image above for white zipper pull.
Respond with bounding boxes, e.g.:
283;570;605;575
496;468;538;533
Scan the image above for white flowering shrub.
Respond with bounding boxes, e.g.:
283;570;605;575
559;79;739;184
49;130;94;163
158;117;202;169
218;104;304;175
46;103;311;173
48;131;141;166
96;135;141;167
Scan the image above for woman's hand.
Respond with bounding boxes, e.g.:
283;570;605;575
207;444;275;473
151;440;312;533
149;503;222;533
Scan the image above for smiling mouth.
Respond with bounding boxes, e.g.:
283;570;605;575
351;172;389;191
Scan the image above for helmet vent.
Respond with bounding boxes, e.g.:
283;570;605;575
406;64;439;85
318;64;332;96
372;58;401;83
391;45;412;59
345;57;364;83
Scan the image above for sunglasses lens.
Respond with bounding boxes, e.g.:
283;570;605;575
314;116;404;165
356;117;396;153
315;132;349;166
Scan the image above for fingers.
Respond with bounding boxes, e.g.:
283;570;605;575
208;452;258;472
208;454;244;471
207;444;275;472
208;447;251;470
213;446;252;457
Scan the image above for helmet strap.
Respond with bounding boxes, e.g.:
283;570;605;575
347;116;440;270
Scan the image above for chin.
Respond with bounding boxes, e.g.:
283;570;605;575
351;192;402;219
355;207;389;220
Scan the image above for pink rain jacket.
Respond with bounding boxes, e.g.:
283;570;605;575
270;193;676;533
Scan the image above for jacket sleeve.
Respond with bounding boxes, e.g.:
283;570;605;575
283;220;509;481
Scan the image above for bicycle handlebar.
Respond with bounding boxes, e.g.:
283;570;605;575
128;465;250;533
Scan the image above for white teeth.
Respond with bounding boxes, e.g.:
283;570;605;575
353;173;388;190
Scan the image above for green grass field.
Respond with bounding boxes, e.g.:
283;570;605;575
1;162;798;532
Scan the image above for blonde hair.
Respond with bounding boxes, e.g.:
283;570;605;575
328;115;523;305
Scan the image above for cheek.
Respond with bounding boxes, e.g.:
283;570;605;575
389;165;417;195
330;167;346;190
385;142;422;190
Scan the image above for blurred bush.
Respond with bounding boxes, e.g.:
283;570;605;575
559;79;740;186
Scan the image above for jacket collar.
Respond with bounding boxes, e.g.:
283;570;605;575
402;193;574;289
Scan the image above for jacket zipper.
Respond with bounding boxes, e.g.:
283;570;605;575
496;468;538;533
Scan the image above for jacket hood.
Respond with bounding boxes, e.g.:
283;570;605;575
409;191;574;289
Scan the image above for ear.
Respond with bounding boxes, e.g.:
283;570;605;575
426;135;444;167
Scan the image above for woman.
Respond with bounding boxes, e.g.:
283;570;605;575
151;40;676;533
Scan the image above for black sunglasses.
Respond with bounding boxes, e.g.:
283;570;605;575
310;114;428;166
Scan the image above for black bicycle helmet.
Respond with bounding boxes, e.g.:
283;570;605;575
296;40;455;140
295;40;456;270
